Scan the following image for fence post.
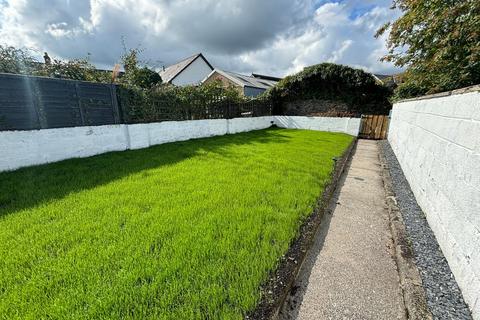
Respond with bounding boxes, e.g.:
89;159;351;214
30;77;48;129
74;82;87;126
226;102;231;119
110;84;121;124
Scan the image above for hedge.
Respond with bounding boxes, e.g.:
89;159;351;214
265;63;392;115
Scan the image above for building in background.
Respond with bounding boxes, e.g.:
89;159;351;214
251;73;282;82
373;73;402;90
159;53;214;86
202;69;279;97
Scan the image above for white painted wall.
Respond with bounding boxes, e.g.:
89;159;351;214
127;119;228;150
228;116;274;134
0;117;274;172
171;57;213;86
274;116;361;136
0;115;359;172
0;125;129;172
127;117;274;150
388;90;480;319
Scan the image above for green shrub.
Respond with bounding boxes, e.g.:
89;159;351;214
130;67;162;89
265;63;392;115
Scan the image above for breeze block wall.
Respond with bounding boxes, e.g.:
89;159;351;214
274;116;361;136
388;86;480;319
1;115;363;172
0;117;274;172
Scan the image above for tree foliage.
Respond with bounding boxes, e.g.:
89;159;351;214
0;44;111;82
0;43;161;88
36;56;111;82
377;0;480;99
118;47;161;89
0;45;38;74
129;67;162;89
265;63;392;115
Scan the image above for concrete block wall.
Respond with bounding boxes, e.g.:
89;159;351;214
274;116;361;136
0;117;273;172
127;119;229;150
0;125;129;172
0;115;360;172
388;88;480;319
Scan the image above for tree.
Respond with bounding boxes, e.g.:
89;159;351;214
0;44;113;82
131;67;162;89
120;47;162;89
377;0;480;99
0;45;38;74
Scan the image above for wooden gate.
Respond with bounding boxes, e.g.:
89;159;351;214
359;115;389;140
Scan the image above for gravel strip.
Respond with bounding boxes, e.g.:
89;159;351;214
380;141;472;320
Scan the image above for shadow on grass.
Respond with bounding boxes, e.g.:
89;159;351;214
0;128;291;218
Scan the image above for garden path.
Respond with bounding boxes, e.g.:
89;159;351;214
280;140;406;320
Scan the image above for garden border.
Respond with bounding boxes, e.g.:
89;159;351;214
379;148;432;320
247;136;357;319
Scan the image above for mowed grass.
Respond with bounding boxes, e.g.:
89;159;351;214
0;128;352;319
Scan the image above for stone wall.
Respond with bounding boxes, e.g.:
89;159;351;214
283;99;352;116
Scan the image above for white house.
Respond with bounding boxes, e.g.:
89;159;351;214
159;53;214;86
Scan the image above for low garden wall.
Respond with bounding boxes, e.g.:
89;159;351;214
0;115;361;172
274;116;361;136
388;86;480;319
0;117;273;172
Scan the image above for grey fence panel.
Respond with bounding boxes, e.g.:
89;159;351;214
0;73;120;131
32;77;83;129
77;82;120;126
0;73;40;130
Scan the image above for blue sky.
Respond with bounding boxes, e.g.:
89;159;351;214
0;0;401;76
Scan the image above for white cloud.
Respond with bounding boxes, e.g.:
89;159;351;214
0;0;401;76
236;1;401;76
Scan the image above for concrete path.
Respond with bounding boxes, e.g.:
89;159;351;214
280;140;406;320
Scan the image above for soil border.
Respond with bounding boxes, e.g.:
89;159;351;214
246;137;357;320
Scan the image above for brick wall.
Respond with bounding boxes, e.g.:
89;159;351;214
388;86;480;319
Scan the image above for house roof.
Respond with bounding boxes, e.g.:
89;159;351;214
159;53;214;83
251;73;282;82
373;74;391;81
207;69;278;90
373;73;401;86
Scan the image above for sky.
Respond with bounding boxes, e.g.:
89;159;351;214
0;0;402;77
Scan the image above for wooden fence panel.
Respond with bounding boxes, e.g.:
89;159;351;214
359;114;389;140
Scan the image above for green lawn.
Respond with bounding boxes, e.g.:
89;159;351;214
0;128;353;319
